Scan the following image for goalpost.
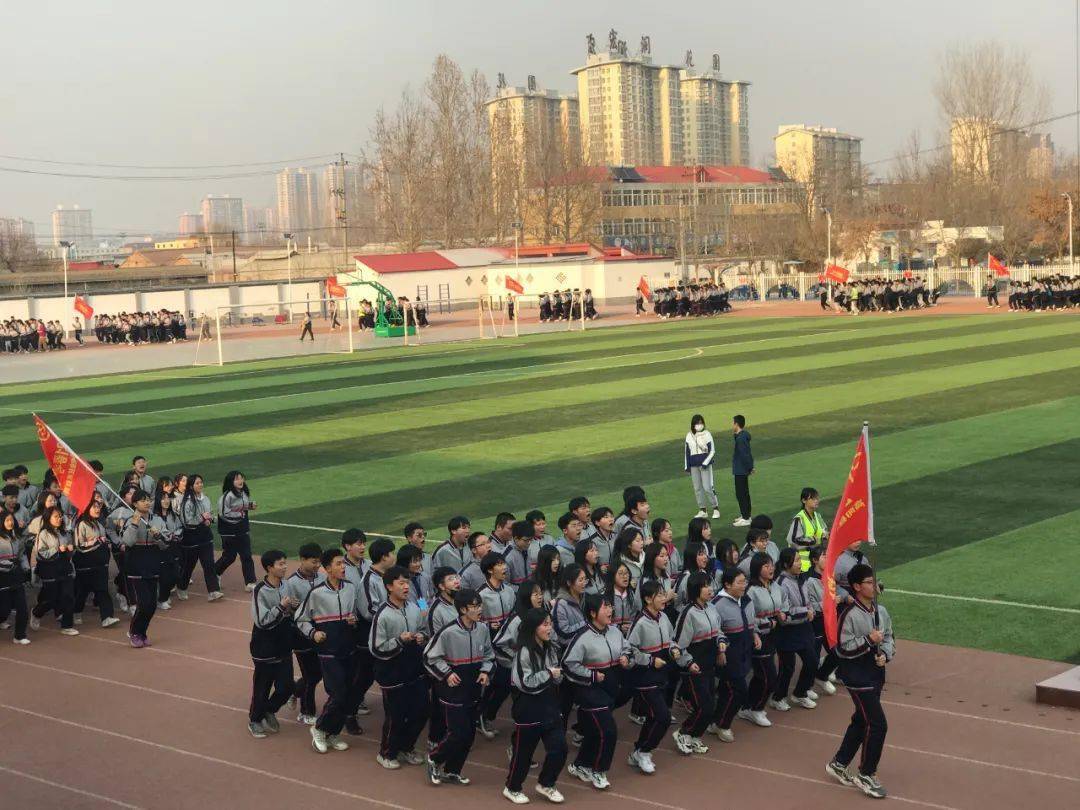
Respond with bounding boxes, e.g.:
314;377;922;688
193;296;354;367
401;302;421;347
477;295;501;339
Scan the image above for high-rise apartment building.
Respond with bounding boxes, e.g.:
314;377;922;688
178;212;204;235
200;195;244;235
322;162;374;235
486;76;581;176
242;205;277;243
51;205;94;250
275;168;321;236
951;117;1054;182
774;124;861;208
0;217;35;241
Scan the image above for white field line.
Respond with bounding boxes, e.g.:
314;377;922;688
248;518;401;539
887;588;1080;615
0;763;143;809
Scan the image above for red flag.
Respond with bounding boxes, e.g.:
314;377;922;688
817;273;825;283
902;269;913;280
824;264;850;283
326;276;346;298
33;414;98;515
505;275;524;294
989;255;1009;277
73;295;94;318
637;276;652;301
823;424;876;649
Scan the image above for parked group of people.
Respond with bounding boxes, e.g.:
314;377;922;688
997;274;1080;311
820;278;940;314
91;311;189;345
644;283;733;318
1;318;74;353
538;290;599;322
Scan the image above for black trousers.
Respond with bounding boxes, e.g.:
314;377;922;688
575;704;617;773
507;719;567;791
0;585;29;639
215;533;255;584
317;654;358;735
159;547;181;601
680;670;716;737
733;475;752;519
987;289;998;305
428;680;446;744
179;544;220;592
815;633;840;681
776;645;818;699
834;686;888;776
293;649;322;716
34;577;74;628
126;576;158;638
430;698;478;776
380;678;429;759
348;647;374;715
74;567;114;620
300;323;314;341
634;686;671;752
749;650;777;711
715;667;749;729
480;663;512;722
250;657;294;723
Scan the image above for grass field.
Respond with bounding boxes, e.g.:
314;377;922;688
4;313;1080;663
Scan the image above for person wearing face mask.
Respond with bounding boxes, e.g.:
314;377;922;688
684;415;720;520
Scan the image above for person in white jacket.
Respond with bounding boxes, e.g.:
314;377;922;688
684;415;720;519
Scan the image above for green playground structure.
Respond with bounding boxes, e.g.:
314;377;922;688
342;277;417;337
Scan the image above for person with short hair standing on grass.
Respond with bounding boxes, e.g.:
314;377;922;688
685;414;720;520
826;563;894;800
731;415;754;528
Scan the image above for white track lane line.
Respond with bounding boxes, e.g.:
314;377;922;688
0;763;144;809
886;588;1080;615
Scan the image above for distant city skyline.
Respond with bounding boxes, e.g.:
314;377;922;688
1;1;1075;235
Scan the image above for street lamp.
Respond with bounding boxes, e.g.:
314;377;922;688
1061;193;1074;273
59;241;72;337
283;232;294;322
821;207;833;301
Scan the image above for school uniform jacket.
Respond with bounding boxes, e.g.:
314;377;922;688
504;546;530;586
294;579;361;659
511;644;562;724
492;614;521;669
0;534;27;590
609;587;639;637
478;581;516;635
432;540;469;573
178;494;214;546
423;618;494;704
711;591;756;678
217;490;253;538
748;581;785;643
590;530;615;568
551;592;586;650
836;600;895;690
284;570;326;652
674;602;725;674
627;609;677;688
526;535;556;573
459;559;487;592
553;538;576;570
613;514;650;542
369;600;426;687
774;572;815;651
561;622;630;706
73;519;110;571
427;595;458;637
250;578;295;663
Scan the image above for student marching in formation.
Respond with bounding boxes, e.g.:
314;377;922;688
285;542;325;724
248;550;298;738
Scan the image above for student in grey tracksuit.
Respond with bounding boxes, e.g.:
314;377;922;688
370;566;429;765
627;581;678;764
214;472;257;587
747;553;784;714
477;553;517;730
828;564;894;798
505;522;533;587
432;517;471;573
120;494;168;645
177;477;221;597
506;608;568;797
284;543;326;721
561;593;631;786
552;567;588;731
423;589;494;783
248;550;297;732
425;566;462;748
0;512;29;642
674;573;725;746
773;548;818;705
712;567;758;734
72;503;115;625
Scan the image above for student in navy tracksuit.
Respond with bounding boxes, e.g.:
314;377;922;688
284;542;324;724
826;564;894;800
504;608;568;804
423;588;494;786
711;566;758;742
247;550;298;738
294;548;360;754
371;565;429;769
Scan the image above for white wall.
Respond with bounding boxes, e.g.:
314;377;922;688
188;287;231;317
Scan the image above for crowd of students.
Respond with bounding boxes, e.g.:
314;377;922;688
0;460;894;803
999;274;1080;311
644;283;732;318
1;318;75;353
820;278;939;314
91;311;189;345
538;290;599;322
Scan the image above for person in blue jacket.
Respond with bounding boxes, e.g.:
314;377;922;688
731;415;754;528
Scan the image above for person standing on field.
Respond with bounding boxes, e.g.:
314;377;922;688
299;311;314;342
731;415;754;528
684;415;720;520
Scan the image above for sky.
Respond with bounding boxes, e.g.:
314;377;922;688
1;0;1077;238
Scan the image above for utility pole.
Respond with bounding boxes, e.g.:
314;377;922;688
231;230;237;282
1063;192;1074;273
332;152;349;279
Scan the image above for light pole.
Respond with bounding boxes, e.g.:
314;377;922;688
1062;193;1074;273
284;232;294;322
60;241;72;337
822;207;833;300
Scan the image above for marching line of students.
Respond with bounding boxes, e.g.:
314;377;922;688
244;488;893;803
0;458;259;648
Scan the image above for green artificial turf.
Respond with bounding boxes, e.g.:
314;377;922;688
5;314;1080;661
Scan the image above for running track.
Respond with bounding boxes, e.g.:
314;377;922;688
3;567;1078;809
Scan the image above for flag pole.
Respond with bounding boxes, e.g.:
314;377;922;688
32;413;134;516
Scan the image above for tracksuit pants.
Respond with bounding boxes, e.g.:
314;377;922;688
33;577;74;629
316;653;357;735
179;543;220;592
776;645;818;700
749;639;777;711
430;698;477;776
575;703;617;774
348;647;374;715
250;657;294;723
158;547;181;602
126;576;158;639
816;631;840;681
834;686;888;776
715;668;749;729
74;567;114;621
215;532;255;585
380;678;429;759
680;670;716;737
633;687;671;752
293;649;322;716
480;663;512;723
733;475;752;520
507;719;567;792
0;585;29;639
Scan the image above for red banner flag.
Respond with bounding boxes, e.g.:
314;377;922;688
902;269;913;280
505;275;524;294
33;414;98;515
823;423;876;649
824;264;850;283
989;255;1009;277
326;276;346;298
73;295;94;319
637;276;652;301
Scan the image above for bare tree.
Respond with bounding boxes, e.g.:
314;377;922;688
0;230;39;274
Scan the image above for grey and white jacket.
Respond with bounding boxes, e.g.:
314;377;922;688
748;581;785;638
432;539;469;573
478;581;516;634
423;618;494;703
294;580;361;658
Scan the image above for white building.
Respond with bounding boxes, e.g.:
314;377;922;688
0;216;35;241
276;168;321;237
178;212;204;235
51;205;94;251
200;195;244;236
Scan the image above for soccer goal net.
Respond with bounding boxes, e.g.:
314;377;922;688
192;297;354;366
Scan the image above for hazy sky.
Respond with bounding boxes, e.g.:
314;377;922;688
2;0;1076;238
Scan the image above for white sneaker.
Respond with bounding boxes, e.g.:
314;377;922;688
590;771;610;790
12;637;30;645
750;710;772;727
29;616;40;631
732;517;752;527
326;734;349;752
244;583;256;593
715;727;734;743
0;621;9;630
176;590;189;601
566;763;592;783
298;713;317;725
101;617;120;628
672;730;694;755
157;600;171;610
694;510;707;519
767;697;791;712
73;613;83;625
377;755;400;770
503;787;530;804
817;679;837;695
399;750;425;765
628;749;656;774
535;785;564;803
806;689;819;700
628;713;645;726
310;726;328;754
791;696;817;710
828;673;837;684
711;509;721;519
60;628;80;636
478;717;498;739
688;736;709;754
207;591;224;602
117;595;129;611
